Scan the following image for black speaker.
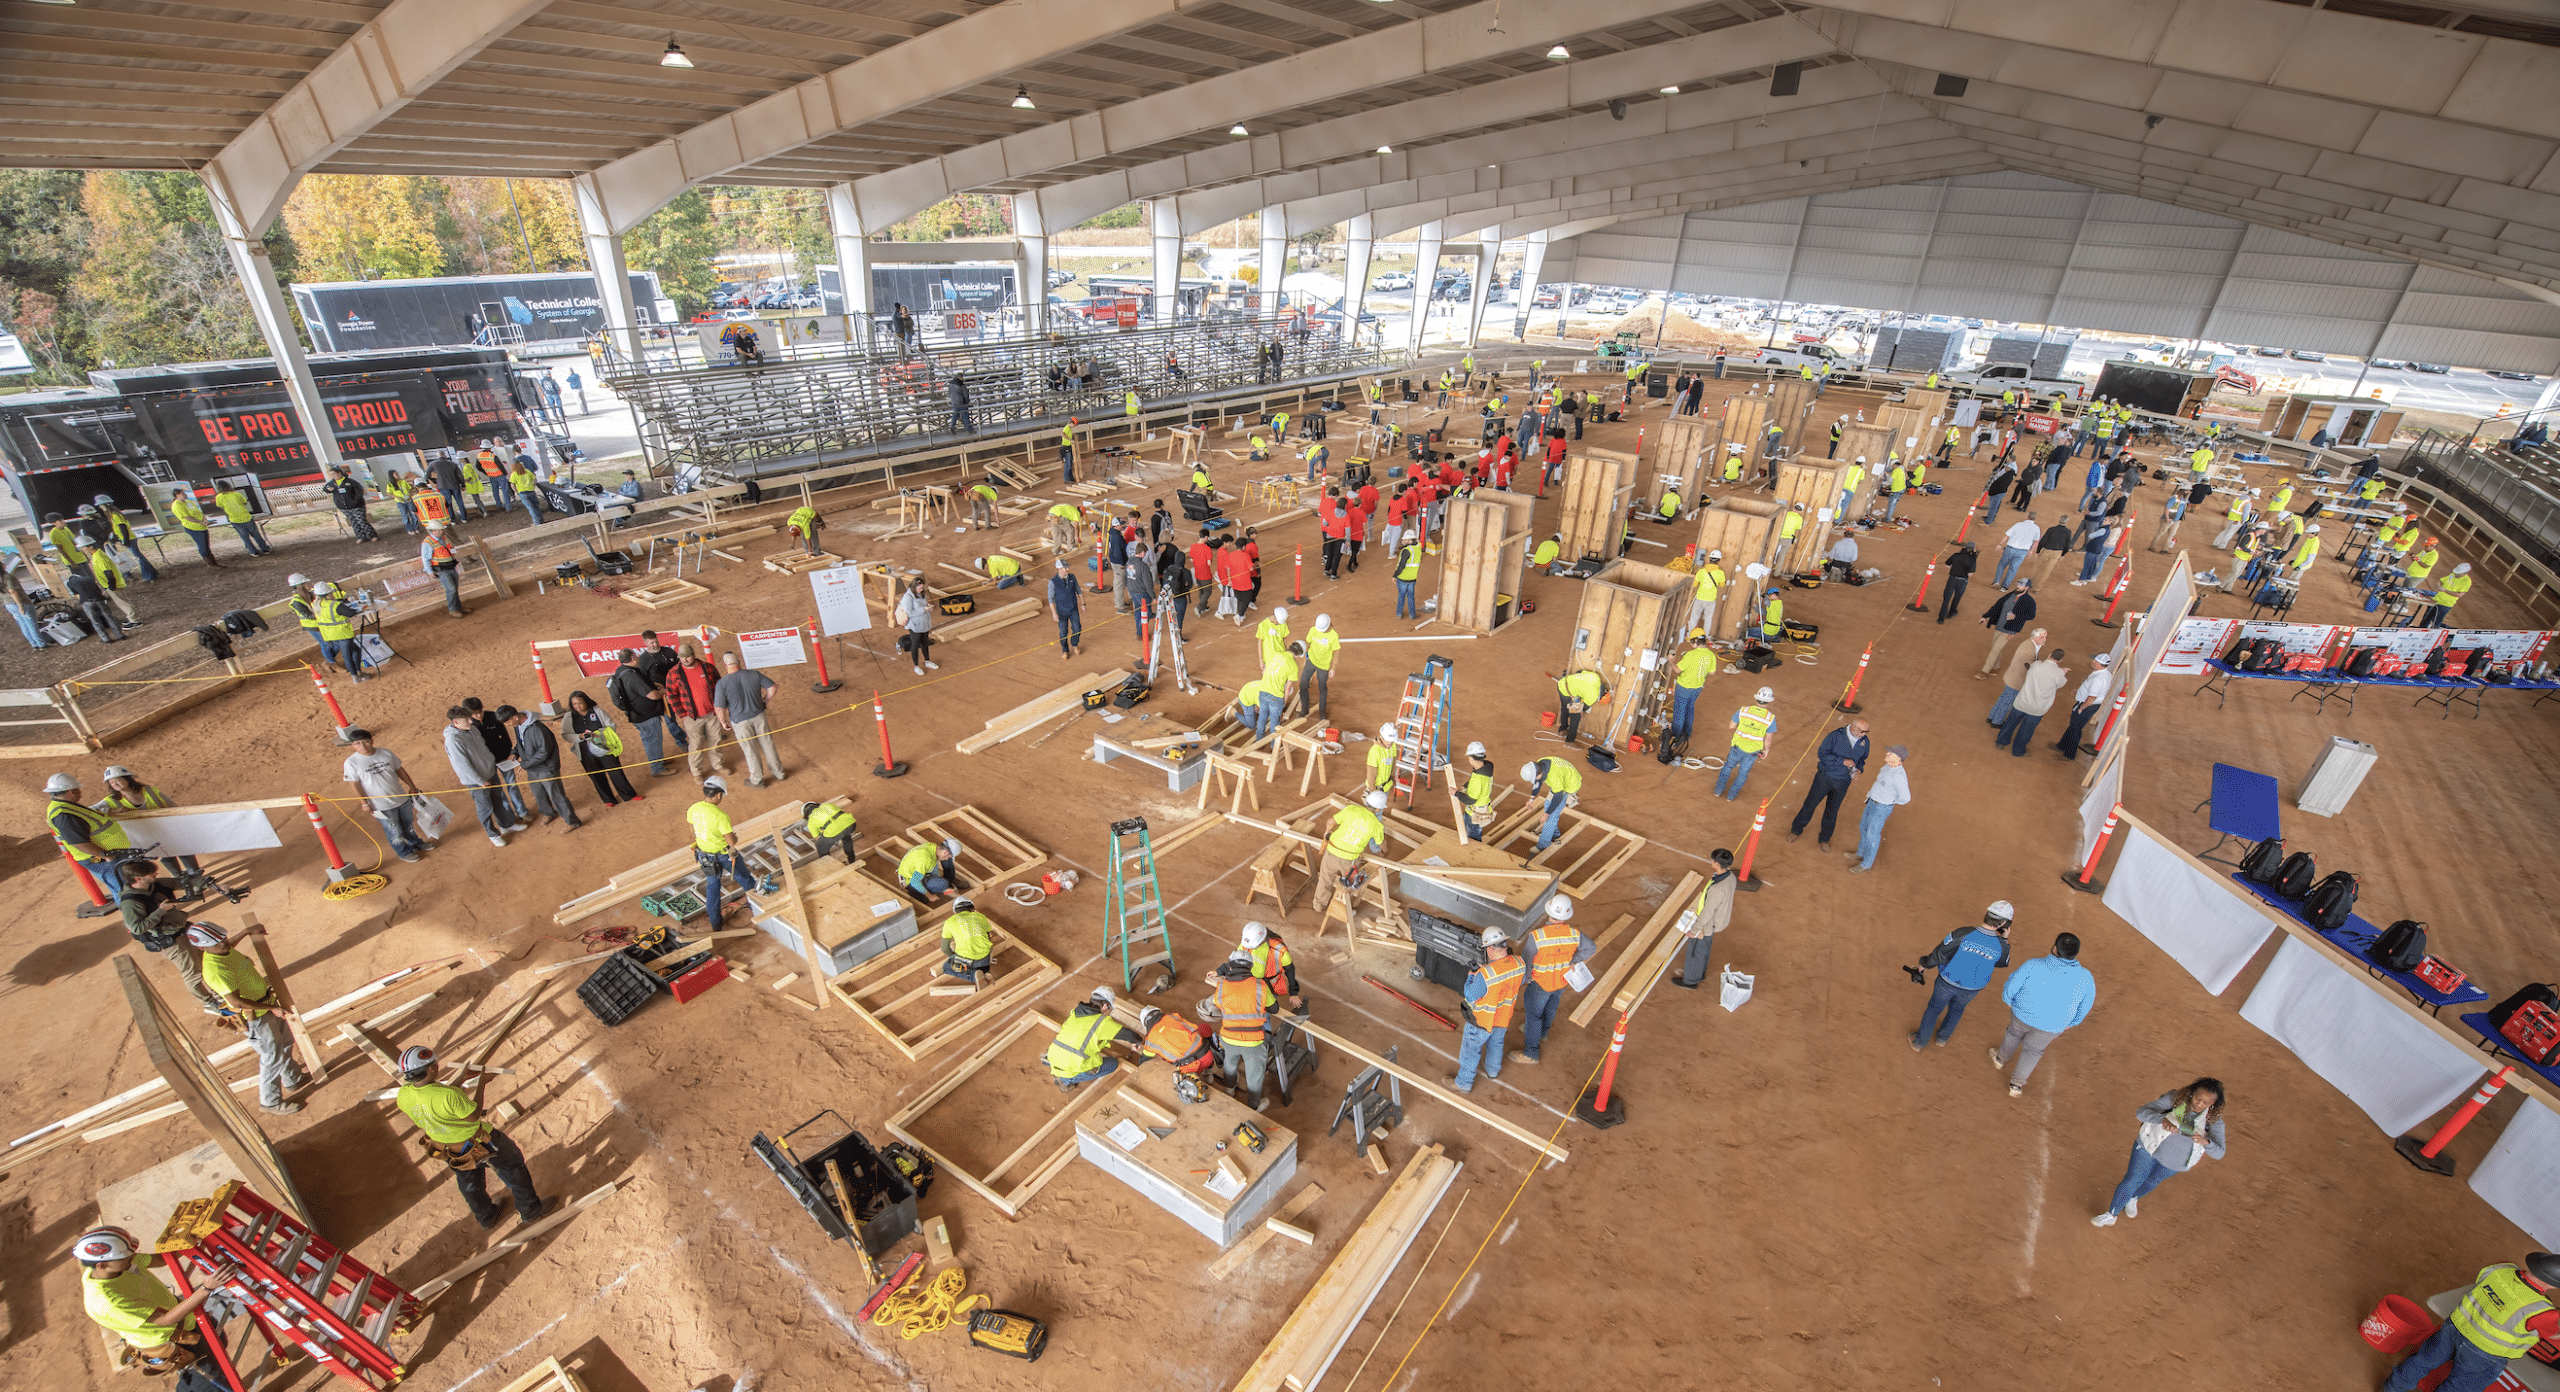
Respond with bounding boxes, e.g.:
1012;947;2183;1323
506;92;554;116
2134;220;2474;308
1608;98;1627;120
1770;62;1802;97
1932;73;1969;98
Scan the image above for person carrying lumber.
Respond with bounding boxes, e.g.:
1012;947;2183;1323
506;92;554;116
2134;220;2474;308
1310;791;1389;935
1137;1004;1219;1103
395;1046;549;1229
1047;501;1083;553
1515;895;1597;1066
74;1225;271;1391
785;504;823;556
802;799;856;866
688;777;751;923
1046;986;1141;1092
1449;928;1523;1094
1685;549;1727;634
967;478;1001;530
896;836;965;906
1555;667;1605;744
1301;615;1339;720
185;922;309;1114
1367;722;1401;793
1240;920;1306;1016
1519;755;1583;853
939;897;996;985
1208;955;1279;1111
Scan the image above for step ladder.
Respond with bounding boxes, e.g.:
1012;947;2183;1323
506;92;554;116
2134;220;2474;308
1140;593;1195;694
154;1181;417;1391
1389;656;1455;805
1104;818;1174;994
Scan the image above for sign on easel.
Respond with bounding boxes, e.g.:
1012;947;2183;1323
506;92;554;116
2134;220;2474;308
737;627;806;669
810;564;873;636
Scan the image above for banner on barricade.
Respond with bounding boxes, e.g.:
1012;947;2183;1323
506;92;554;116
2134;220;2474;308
2344;627;2443;665
2450;629;2551;664
2236;620;2338;659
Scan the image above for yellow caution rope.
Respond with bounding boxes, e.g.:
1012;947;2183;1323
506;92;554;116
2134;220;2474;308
869;1265;988;1340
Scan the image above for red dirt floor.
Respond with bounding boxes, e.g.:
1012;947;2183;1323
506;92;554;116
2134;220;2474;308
3;366;2555;1392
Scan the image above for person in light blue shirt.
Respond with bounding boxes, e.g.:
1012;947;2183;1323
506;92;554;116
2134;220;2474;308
1991;933;2097;1097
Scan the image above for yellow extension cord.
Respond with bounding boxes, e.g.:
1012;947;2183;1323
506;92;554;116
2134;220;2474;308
870;1265;988;1340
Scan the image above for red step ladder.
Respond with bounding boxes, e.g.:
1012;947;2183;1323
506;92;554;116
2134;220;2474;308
156;1182;417;1390
1389;656;1455;805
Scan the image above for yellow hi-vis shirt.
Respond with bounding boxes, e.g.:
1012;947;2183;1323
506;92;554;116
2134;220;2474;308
688;800;733;854
2435;572;2472;609
1307;628;1341;671
85;1267;182;1347
397;1080;487;1144
1327;805;1385;858
1676;647;1718;689
1693;565;1726;602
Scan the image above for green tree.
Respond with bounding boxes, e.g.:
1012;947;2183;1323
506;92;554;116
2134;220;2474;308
430;178;583;276
1079;203;1144;231
0;170;93;384
73;171;278;368
283;174;442;281
625;190;724;319
886;194;1011;241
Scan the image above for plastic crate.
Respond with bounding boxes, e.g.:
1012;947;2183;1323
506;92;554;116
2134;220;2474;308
577;946;665;1026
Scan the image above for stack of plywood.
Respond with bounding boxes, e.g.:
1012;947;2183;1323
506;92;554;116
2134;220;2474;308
955;672;1115;753
1230;1144;1465;1392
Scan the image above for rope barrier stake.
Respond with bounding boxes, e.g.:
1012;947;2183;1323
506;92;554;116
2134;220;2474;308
307;663;356;746
1834;643;1873;714
1735;797;1770;892
2061;803;2120;895
1574;1010;1631;1129
1905;560;1936;613
530;641;558;717
2394;1066;2513;1177
870;690;909;779
302;793;353;883
807;617;842;694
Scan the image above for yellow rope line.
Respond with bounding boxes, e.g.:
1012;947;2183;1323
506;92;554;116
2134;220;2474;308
869;1265;988;1339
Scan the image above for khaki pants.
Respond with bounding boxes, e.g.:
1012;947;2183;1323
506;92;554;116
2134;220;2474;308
1307;850;1362;929
159;939;221;1014
1051;520;1079;552
105;587;140;623
679;714;726;776
2150;515;2182;552
971;498;995;528
730;714;781;783
1983;631;2019;674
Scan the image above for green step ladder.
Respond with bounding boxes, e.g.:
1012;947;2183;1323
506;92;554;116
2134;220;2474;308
1104;817;1175;994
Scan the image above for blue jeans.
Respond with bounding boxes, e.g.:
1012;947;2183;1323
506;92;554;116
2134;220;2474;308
397;499;420;533
1254;692;1283;738
1055;608;1082;654
324;637;371;679
374;799;426;857
1670;685;1700;737
635;714;672;774
489;477;515;510
229;521;271;555
1714;747;1759;800
1984;495;2003;524
1994;545;2027;588
1913;976;1978;1044
185;527;217;562
1988;685;2020;727
1520;982;1563;1060
2079;547;2105;582
995;573;1023;589
1996;708;2043;755
1535;791;1569;850
519;494;546;526
1057;1056;1121;1088
1855;798;1894;869
698;848;748;921
1396;578;1416;617
1453;1020;1503;1090
2105;1141;2178;1216
1884;490;1902;520
434;565;464;613
2384;1320;2513;1392
2043;460;2062;491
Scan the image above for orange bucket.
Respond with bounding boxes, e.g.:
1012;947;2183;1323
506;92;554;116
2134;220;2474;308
2358;1294;2434;1354
1539;711;1557;729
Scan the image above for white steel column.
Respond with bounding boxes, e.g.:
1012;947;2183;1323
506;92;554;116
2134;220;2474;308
1463;228;1498;347
1257;204;1288;313
1408;221;1445;356
1150;199;1182;325
1013;194;1049;337
1342;213;1376;345
825;183;874;338
1512;229;1549;341
201;168;342;470
571;174;639;353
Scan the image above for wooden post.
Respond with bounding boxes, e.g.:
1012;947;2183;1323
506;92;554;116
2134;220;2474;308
778;845;831;1012
470;537;513;599
235;908;324;1078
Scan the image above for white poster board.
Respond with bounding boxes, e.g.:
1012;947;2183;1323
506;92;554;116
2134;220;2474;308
2449;629;2551;663
114;809;285;857
2469;1099;2560;1249
2156;616;2236;676
2344;626;2442;664
2236;620;2338;658
737;626;806;669
2238;936;2487;1135
2099;824;2278;996
810;565;873;636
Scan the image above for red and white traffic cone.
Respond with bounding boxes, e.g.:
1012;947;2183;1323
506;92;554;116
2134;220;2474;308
1834;644;1873;714
1735;797;1770;893
871;690;908;778
2394;1066;2514;1177
308;663;356;745
302;793;355;883
2062;803;2121;894
1906;561;1937;613
1574;1009;1632;1129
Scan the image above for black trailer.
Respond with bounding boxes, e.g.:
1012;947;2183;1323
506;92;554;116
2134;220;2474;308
2092;359;2218;417
290;271;671;354
816;263;1020;319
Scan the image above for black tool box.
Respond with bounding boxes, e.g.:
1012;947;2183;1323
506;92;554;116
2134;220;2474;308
750;1110;918;1259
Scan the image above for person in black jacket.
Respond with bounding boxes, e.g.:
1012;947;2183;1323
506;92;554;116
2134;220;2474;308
505;705;581;830
1938;544;1978;623
1978;582;2038;676
325;467;377;542
607;649;673;776
2033;517;2075;589
945;374;973;434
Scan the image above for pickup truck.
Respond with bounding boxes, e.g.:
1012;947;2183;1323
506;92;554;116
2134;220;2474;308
1752;342;1858;372
1947;361;2084;396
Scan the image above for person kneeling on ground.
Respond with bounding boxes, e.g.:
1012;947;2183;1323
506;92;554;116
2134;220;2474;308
940;897;996;984
1046;987;1141;1091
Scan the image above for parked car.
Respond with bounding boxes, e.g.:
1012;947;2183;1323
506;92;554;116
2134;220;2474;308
1370;271;1414;291
2289;349;2326;362
1534;287;1562;308
2370;359;2406;370
2252;346;2286;357
2410;361;2452;374
2488;369;2539;381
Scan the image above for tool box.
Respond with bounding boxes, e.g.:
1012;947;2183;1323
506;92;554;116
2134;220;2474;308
670;956;729;1003
576;945;670;1026
751;1110;919;1260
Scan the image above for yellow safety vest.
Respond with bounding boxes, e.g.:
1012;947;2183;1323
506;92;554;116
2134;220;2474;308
806;803;855;839
48;797;130;861
315;596;356;642
1732;704;1775;753
688;800;733;855
1676;647;1717;689
2450;1264;2555;1359
1396;542;1422;581
1531;758;1582;796
896;843;942;885
1761;596;1784;636
787;506;817;536
2436;573;2471;608
1464;769;1494;809
1045;1011;1119;1077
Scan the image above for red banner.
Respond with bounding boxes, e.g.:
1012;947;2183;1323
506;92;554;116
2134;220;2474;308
568;633;649;676
2019;412;2063;435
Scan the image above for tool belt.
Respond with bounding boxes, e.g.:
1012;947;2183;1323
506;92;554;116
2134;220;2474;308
1464;803;1496;827
131;1326;206;1375
1563;699;1586;714
423;1134;498;1171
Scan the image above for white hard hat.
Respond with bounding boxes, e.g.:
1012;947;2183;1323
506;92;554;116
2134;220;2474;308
73;1226;139;1265
1365;790;1389;810
1091;985;1116;1008
1379;722;1398;743
2308;525;2321;534
1314;614;1332;631
183;923;228;951
1139;1005;1164;1031
398;1045;436;1075
1480;927;1508;949
1855;455;1868;464
1985;900;2016;923
702;775;728;794
287;572;310;587
942;837;963;856
44;772;79;794
1241;921;1270;947
1707;549;1722;560
1755;686;1775;702
1465;740;1487;757
1520;762;1540;783
101;765;132;781
1546;895;1575;920
2454;563;2471;574
1273;606;1288;622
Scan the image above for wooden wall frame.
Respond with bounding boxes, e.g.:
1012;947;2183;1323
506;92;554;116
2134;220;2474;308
1768;377;1814;452
827;926;1061;1061
883;1012;1095;1218
1436;493;1534;634
113;957;309;1222
1555;447;1637;563
1686;505;1778;640
858;805;1046;931
1565;558;1689;749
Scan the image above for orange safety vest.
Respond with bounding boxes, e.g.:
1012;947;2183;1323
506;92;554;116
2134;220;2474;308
1248;935;1294;999
1525;922;1581;991
427;538;456;568
1145;1014;1215;1073
1468;956;1526;1028
1214;976;1270;1048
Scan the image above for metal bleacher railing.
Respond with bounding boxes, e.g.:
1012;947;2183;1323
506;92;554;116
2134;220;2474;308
593;309;1395;483
2397;411;2560;575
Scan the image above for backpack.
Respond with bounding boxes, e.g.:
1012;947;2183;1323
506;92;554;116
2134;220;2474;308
2222;637;2256;667
2343;647;2380;678
2270;851;2318;899
2424;647;2450;678
1655;730;1689;765
2249;644;2287;673
2368;919;2428;972
1585;746;1619;773
2303;871;2359;930
2239;837;2286;884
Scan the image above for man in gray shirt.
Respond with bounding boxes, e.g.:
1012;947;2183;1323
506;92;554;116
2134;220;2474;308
713;652;784;787
341;729;427;860
1996;650;2071;758
444;705;525;845
506;704;582;831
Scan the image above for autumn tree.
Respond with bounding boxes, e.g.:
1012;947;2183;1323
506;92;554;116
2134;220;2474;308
624;190;724;318
283;174;444;281
432;178;583;276
74;171;281;368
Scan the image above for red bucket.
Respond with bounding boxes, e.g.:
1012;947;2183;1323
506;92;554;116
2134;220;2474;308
2360;1294;2435;1355
1539;710;1557;728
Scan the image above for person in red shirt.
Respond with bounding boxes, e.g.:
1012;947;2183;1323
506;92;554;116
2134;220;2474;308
1318;489;1346;579
1356;481;1378;515
1342;492;1368;572
1240;528;1264;611
1216;537;1255;622
1189;533;1216;590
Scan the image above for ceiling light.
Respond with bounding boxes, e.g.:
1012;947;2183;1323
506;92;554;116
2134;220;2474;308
1377;145;1392;154
1230;124;1249;136
1660;86;1680;95
660;37;692;68
1546;44;1570;61
1012;85;1035;109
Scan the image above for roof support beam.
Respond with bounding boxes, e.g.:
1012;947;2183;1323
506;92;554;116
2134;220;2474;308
200;0;548;235
583;0;1198;233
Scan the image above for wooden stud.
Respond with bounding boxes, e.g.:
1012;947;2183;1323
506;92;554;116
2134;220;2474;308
1571;871;1703;1028
1265;1218;1316;1245
924;1215;954;1268
1365;1143;1389;1176
112;958;310;1221
414;1182;619;1306
1289;1019;1570;1164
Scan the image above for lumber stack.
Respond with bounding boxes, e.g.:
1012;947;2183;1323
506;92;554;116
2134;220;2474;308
1231;1144;1464;1392
934;596;1038;643
1568;870;1702;1028
955;671;1113;754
